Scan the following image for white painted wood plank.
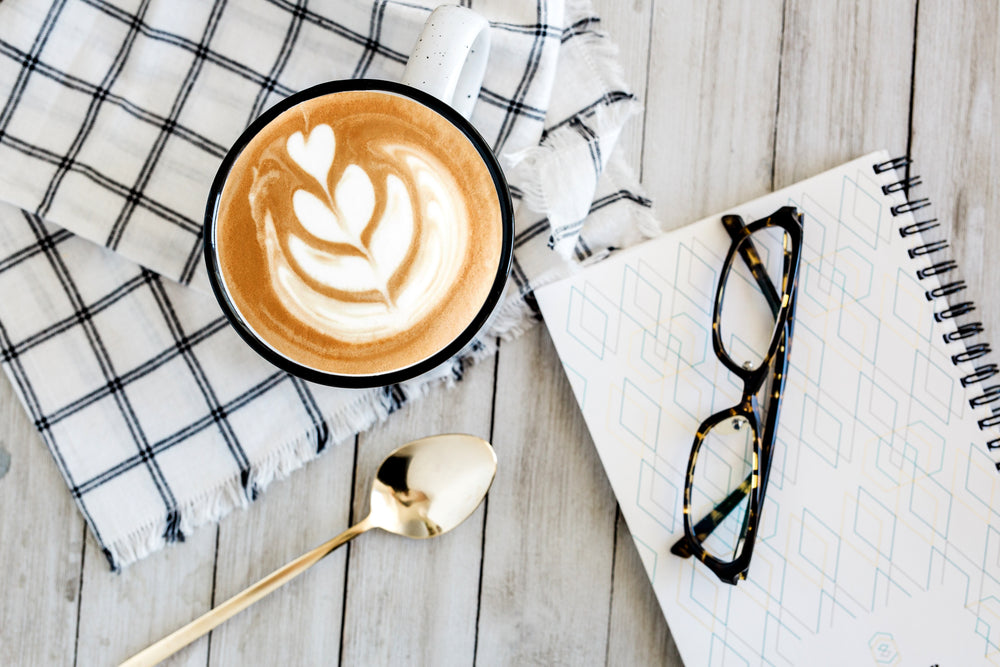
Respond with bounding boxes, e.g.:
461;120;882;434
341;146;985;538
606;516;683;667
340;359;496;666
476;327;618;666
641;0;785;232
0;375;83;666
76;521;216;666
590;0;654;169
910;0;1000;347
206;423;357;665
774;0;915;187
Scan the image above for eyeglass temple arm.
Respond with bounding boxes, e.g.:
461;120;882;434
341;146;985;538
721;214;784;317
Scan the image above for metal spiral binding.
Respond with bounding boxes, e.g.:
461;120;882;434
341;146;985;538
874;155;1000;466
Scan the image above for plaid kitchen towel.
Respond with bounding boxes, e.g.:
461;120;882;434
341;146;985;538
0;0;656;569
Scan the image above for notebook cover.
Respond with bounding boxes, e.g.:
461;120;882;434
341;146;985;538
536;151;1000;665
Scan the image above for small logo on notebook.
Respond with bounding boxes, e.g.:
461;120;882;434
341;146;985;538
868;632;900;665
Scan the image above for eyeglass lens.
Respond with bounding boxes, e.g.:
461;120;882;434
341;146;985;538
690;416;755;561
717;226;791;373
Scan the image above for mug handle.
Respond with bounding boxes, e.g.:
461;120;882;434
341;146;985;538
401;5;490;119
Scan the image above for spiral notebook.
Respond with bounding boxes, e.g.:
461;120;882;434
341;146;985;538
536;151;1000;665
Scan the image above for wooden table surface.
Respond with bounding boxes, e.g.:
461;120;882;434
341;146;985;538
2;1;997;665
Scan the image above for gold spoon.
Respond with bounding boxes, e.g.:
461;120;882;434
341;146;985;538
121;433;497;667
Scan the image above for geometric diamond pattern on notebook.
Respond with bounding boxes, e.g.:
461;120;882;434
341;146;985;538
537;151;1000;665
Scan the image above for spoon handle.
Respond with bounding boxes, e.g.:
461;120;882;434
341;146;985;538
120;515;374;667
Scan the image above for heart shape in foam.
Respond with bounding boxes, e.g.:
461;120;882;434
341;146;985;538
286;124;335;191
281;125;418;301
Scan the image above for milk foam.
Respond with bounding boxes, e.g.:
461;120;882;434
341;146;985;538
249;124;470;344
215;90;504;377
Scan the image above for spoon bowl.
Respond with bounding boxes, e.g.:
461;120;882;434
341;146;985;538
370;434;497;538
122;433;497;667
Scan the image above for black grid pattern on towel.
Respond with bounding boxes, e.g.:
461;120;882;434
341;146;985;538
0;0;650;569
0;208;344;567
0;0;566;285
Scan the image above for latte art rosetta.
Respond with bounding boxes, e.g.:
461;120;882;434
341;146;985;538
250;124;469;344
214;90;504;376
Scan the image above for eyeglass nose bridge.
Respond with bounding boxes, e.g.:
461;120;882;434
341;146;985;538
715;413;751;435
697;402;762;442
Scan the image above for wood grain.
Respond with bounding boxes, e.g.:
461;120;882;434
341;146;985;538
606;517;683;667
206;425;356;666
76;526;216;667
593;0;653;168
774;0;915;186
339;359;496;666
475;327;618;666
0;375;83;666
911;0;1000;347
641;0;785;232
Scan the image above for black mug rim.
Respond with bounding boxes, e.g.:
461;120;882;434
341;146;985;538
204;78;514;389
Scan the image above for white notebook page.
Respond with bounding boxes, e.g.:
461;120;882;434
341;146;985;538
537;151;1000;665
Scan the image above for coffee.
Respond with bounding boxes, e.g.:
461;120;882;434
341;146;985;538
214;90;504;377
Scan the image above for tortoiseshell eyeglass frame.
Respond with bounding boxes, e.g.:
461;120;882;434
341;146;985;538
670;206;803;585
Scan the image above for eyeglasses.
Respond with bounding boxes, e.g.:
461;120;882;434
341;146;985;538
670;206;803;584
